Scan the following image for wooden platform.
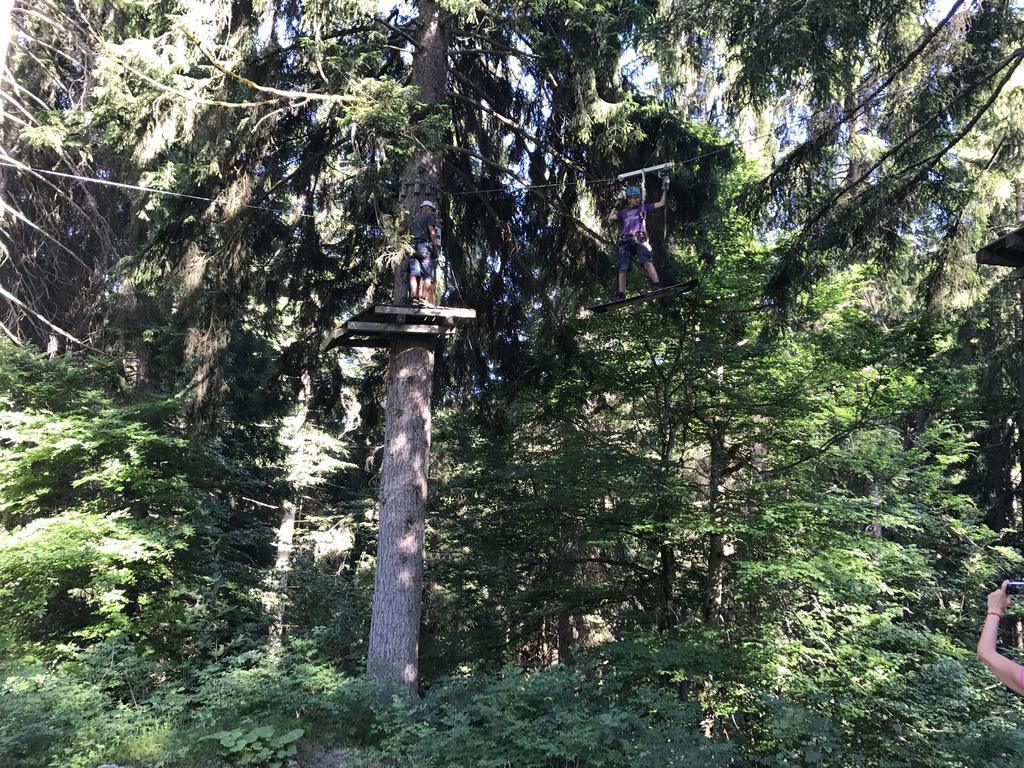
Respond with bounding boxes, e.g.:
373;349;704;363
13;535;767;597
321;304;477;352
977;227;1024;275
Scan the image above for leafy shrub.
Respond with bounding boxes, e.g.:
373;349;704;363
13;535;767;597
0;640;383;767
205;725;304;768
0;341;278;661
0;661;184;768
362;665;738;768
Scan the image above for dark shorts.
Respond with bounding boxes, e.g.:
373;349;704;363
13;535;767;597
409;240;435;280
617;235;652;271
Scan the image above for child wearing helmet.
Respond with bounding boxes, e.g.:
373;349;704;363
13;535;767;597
606;178;668;301
407;199;441;307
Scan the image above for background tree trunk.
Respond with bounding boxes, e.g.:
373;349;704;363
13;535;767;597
0;0;13;227
705;423;726;625
269;499;297;651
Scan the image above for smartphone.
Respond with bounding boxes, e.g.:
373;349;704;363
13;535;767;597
1007;581;1024;595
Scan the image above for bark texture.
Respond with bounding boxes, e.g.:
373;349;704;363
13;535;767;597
269;499;297;651
705;423;726;624
366;0;449;696
367;339;435;695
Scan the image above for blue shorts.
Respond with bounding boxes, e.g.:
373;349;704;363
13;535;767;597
617;236;652;271
409;241;435;281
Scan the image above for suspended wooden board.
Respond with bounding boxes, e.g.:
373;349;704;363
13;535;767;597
322;304;476;352
977;227;1024;276
588;279;699;314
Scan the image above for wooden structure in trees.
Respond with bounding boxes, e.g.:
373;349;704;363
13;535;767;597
343;0;450;700
321;305;476;351
322;300;474;700
977;226;1024;276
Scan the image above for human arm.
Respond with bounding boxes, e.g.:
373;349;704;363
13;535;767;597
652;176;669;210
607;207;621;223
977;582;1024;694
428;223;441;256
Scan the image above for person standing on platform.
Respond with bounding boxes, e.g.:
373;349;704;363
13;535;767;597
606;178;668;301
407;200;441;307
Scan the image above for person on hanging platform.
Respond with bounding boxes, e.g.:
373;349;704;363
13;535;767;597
606;176;669;301
406;199;441;307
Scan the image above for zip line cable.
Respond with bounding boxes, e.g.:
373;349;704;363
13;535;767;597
0;160;319;220
3;47;1021;217
447;45;1024;198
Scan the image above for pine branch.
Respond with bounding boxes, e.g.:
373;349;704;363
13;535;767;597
766;0;971;189
105;49;282;109
895;55;1023;181
0;280;94;349
797;48;1024;241
448;163;559;320
446;145;614;247
448;75;582;172
179;27;366;106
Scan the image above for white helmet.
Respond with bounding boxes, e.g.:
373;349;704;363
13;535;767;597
420;200;437;211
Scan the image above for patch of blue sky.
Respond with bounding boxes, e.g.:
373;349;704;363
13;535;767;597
619;45;659;94
377;1;414;21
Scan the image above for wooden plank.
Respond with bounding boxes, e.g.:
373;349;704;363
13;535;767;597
977;247;1024;268
332;338;392;349
977;227;1024;267
323;303;473;354
373;305;477;321
588;279;699;314
346;321;448;334
1006;232;1024;252
334;331;452;350
321;328;348;353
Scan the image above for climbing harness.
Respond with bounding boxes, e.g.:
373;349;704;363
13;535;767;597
617;162;673;241
605;162;676;300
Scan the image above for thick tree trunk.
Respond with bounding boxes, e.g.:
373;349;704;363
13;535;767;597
556;612;575;666
981;414;1014;533
658;543;677;629
0;0;10;79
1015;184;1024;540
366;0;448;697
366;339;434;695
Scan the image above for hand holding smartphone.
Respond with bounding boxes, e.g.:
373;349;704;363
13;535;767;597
1007;581;1024;596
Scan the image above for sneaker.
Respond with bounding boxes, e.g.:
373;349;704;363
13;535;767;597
611;291;626;302
411;297;424;306
651;282;663;291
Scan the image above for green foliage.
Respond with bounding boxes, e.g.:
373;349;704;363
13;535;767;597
205;725;304;768
0;641;379;767
0;341;276;661
363;665;738;768
0;658;184;768
6;2;1024;767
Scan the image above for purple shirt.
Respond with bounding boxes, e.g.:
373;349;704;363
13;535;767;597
616;204;657;236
